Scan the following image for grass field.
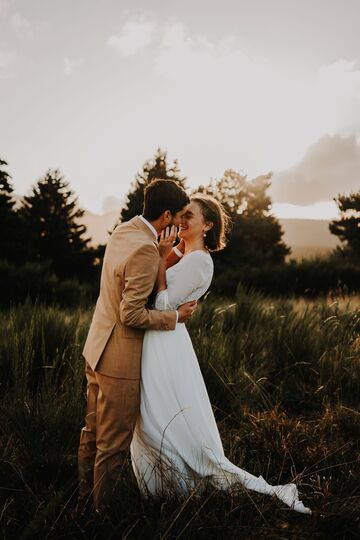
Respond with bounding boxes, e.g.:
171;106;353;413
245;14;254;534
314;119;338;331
0;287;359;539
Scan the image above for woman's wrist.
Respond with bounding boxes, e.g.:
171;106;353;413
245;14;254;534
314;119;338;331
172;246;184;258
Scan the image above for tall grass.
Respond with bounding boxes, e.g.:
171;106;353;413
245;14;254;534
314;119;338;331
0;290;359;538
190;285;360;414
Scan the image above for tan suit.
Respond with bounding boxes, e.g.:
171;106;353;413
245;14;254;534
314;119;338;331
78;216;177;508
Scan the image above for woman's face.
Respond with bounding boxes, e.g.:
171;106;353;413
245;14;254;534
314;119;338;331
178;200;206;241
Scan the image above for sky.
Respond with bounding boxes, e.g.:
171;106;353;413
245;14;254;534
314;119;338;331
0;0;359;218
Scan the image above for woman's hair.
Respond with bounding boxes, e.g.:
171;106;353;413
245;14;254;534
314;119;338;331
191;193;231;251
143;179;190;221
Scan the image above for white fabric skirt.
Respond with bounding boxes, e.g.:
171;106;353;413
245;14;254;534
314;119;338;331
130;324;311;514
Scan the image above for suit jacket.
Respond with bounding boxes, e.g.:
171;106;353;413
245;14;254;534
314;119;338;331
82;216;177;378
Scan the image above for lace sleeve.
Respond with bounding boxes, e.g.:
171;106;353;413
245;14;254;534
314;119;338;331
154;252;213;311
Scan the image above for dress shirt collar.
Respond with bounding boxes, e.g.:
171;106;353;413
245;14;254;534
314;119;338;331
138;215;158;239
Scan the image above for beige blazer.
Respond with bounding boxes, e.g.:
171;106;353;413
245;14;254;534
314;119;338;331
82;216;177;378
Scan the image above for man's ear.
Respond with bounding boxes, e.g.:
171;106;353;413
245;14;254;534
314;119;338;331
163;210;172;222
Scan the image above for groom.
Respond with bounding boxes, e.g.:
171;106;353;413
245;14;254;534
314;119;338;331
78;179;195;510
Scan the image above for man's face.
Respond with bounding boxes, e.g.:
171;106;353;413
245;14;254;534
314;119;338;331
169;206;189;228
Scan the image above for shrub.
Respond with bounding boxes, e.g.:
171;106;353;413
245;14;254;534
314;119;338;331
212;257;360;297
0;259;97;308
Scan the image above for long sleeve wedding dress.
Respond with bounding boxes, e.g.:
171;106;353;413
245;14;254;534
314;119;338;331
130;251;311;514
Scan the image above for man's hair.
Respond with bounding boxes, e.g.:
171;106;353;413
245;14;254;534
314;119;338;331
143;179;190;220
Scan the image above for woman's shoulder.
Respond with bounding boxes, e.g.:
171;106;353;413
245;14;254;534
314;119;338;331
184;250;213;263
183;250;214;273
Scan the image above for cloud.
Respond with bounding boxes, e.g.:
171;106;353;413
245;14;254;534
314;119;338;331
270;135;360;205
317;59;360;100
11;12;33;37
0;49;16;78
0;3;33;37
0;0;10;17
125;23;359;186
63;56;84;76
107;15;156;56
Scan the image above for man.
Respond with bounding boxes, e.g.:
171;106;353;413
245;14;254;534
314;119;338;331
78;179;195;510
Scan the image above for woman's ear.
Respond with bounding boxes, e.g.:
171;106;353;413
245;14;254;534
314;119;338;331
205;221;214;232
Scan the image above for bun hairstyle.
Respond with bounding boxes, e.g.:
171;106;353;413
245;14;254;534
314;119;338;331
191;193;231;252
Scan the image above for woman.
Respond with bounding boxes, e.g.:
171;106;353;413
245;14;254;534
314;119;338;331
130;194;311;514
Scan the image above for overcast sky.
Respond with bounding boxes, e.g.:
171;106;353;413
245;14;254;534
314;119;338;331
1;0;359;218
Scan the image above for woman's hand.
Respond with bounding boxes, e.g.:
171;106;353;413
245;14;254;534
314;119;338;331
158;225;178;260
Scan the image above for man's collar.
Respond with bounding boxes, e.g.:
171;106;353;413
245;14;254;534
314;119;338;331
138;215;158;239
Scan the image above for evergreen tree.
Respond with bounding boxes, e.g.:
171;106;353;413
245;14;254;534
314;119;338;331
120;147;187;222
0;158;14;213
0;158;25;263
329;190;360;261
19;169;96;279
197;169;290;266
197;169;248;217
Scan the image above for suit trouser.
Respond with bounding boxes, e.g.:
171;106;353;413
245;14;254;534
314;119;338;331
78;362;140;509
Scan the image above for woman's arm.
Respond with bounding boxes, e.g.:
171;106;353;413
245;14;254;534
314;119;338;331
154;252;213;311
155;257;167;293
166;239;185;269
156;226;177;293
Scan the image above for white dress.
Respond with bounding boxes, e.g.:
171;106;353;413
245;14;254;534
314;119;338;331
130;251;311;514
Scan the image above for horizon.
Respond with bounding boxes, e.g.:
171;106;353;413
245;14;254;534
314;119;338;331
11;184;339;220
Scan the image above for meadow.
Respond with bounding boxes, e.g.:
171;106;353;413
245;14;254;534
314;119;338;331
0;287;359;539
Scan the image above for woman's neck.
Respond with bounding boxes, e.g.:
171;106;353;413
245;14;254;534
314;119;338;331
184;238;207;255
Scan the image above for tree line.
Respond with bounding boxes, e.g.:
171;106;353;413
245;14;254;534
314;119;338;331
0;149;359;305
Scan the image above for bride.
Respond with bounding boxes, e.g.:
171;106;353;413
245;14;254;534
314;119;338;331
130;193;311;515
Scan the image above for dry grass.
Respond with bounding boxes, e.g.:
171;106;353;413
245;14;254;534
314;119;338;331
0;289;359;539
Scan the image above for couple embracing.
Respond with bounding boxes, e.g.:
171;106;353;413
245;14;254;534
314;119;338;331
78;179;311;515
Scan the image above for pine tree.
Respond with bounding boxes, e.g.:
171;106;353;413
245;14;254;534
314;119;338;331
0;158;25;263
197;169;290;265
329;190;360;261
120;147;187;222
197;169;248;217
19;169;95;279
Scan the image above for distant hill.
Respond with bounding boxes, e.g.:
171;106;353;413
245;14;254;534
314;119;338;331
285;244;336;261
82;210;119;246
81;211;340;260
279;219;338;248
278;218;340;261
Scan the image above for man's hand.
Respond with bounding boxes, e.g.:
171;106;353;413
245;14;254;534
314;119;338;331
177;300;197;323
158;226;178;260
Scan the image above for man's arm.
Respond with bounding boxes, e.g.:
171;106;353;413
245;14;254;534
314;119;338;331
119;244;177;331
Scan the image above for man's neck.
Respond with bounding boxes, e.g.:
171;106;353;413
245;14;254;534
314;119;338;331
140;215;161;237
145;217;162;235
150;222;162;235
